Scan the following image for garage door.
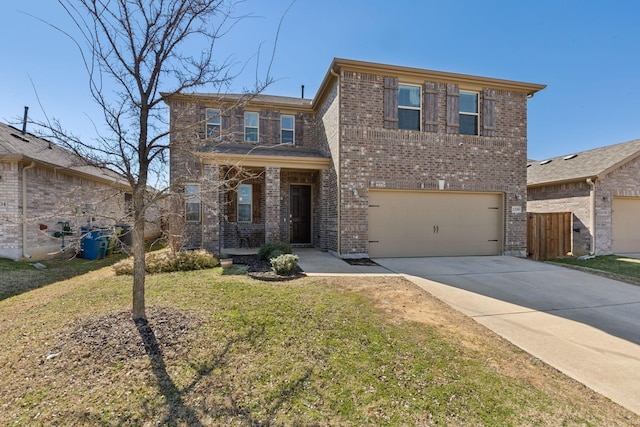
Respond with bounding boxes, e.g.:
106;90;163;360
613;197;640;253
368;190;503;257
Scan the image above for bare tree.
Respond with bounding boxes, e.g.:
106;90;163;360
35;0;271;320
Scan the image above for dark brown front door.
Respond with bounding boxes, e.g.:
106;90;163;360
290;185;311;244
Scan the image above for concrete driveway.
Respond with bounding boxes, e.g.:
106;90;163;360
374;256;640;416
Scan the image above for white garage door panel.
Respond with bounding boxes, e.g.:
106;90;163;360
613;197;640;253
369;190;503;257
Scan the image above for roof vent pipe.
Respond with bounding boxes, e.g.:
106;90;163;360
301;85;305;99
22;106;29;135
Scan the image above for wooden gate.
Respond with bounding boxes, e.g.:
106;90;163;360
527;212;571;260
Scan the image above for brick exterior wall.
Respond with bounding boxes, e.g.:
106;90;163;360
0;161;21;258
528;156;640;255
168;95;322;254
0;161;135;260
265;167;281;243
334;70;529;257
316;83;339;253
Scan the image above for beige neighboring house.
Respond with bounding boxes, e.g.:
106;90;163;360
0;121;159;261
527;139;640;256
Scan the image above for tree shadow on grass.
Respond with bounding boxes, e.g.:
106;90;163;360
135;317;204;426
135;318;315;426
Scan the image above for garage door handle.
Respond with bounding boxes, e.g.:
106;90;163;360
433;225;439;234
369;240;379;243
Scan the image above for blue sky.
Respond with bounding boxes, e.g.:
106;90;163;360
1;0;639;161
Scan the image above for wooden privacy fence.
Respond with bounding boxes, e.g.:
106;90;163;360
527;212;572;260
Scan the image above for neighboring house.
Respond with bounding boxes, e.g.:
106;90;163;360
166;58;545;258
0;122;159;260
528;139;640;256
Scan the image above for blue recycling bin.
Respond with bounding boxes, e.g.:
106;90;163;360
81;229;104;260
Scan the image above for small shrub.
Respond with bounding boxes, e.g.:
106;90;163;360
258;242;292;261
270;254;299;276
113;249;218;275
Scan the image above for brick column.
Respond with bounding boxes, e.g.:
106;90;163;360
265;167;281;243
202;163;220;253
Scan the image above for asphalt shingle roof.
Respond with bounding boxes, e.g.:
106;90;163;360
0;122;127;185
199;142;328;159
527;139;640;186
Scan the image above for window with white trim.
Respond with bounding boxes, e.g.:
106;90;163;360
237;184;252;222
244;112;259;142
281;115;295;144
206;108;221;138
398;84;421;131
185;184;201;222
459;91;479;135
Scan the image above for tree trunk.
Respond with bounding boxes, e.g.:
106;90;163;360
131;186;147;320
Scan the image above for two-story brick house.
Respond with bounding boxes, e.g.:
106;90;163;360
166;58;544;258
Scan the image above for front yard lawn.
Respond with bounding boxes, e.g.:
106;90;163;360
0;265;637;425
549;255;640;285
0;255;125;300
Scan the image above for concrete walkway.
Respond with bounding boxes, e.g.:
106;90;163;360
295;249;640;416
294;248;393;275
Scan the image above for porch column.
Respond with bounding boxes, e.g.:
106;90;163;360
202;163;220;253
265;166;281;243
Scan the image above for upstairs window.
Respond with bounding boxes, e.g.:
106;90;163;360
281;115;295;144
244;112;259;142
206;108;221;138
398;84;421;131
459;91;479;135
237;184;252;222
185;184;201;222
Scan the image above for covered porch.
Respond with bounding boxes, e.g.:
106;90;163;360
197;144;330;255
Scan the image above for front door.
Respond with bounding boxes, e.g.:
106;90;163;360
290;185;311;244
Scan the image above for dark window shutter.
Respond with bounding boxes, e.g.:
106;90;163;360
235;107;244;141
221;108;231;141
196;105;206;139
446;84;460;134
273;111;281;144
252;183;262;223
383;76;399;129
259;110;269;143
226;189;237;222
295;113;304;145
423;81;439;133
482;88;497;137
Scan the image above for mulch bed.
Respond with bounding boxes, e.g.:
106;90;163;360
50;306;200;366
231;254;305;281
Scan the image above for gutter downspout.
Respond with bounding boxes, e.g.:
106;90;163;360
22;161;36;259
586;178;596;255
330;67;341;256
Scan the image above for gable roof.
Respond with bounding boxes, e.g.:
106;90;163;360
197;143;330;170
164;58;546;113
314;58;546;109
0;122;128;187
527;139;640;186
165;92;313;111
